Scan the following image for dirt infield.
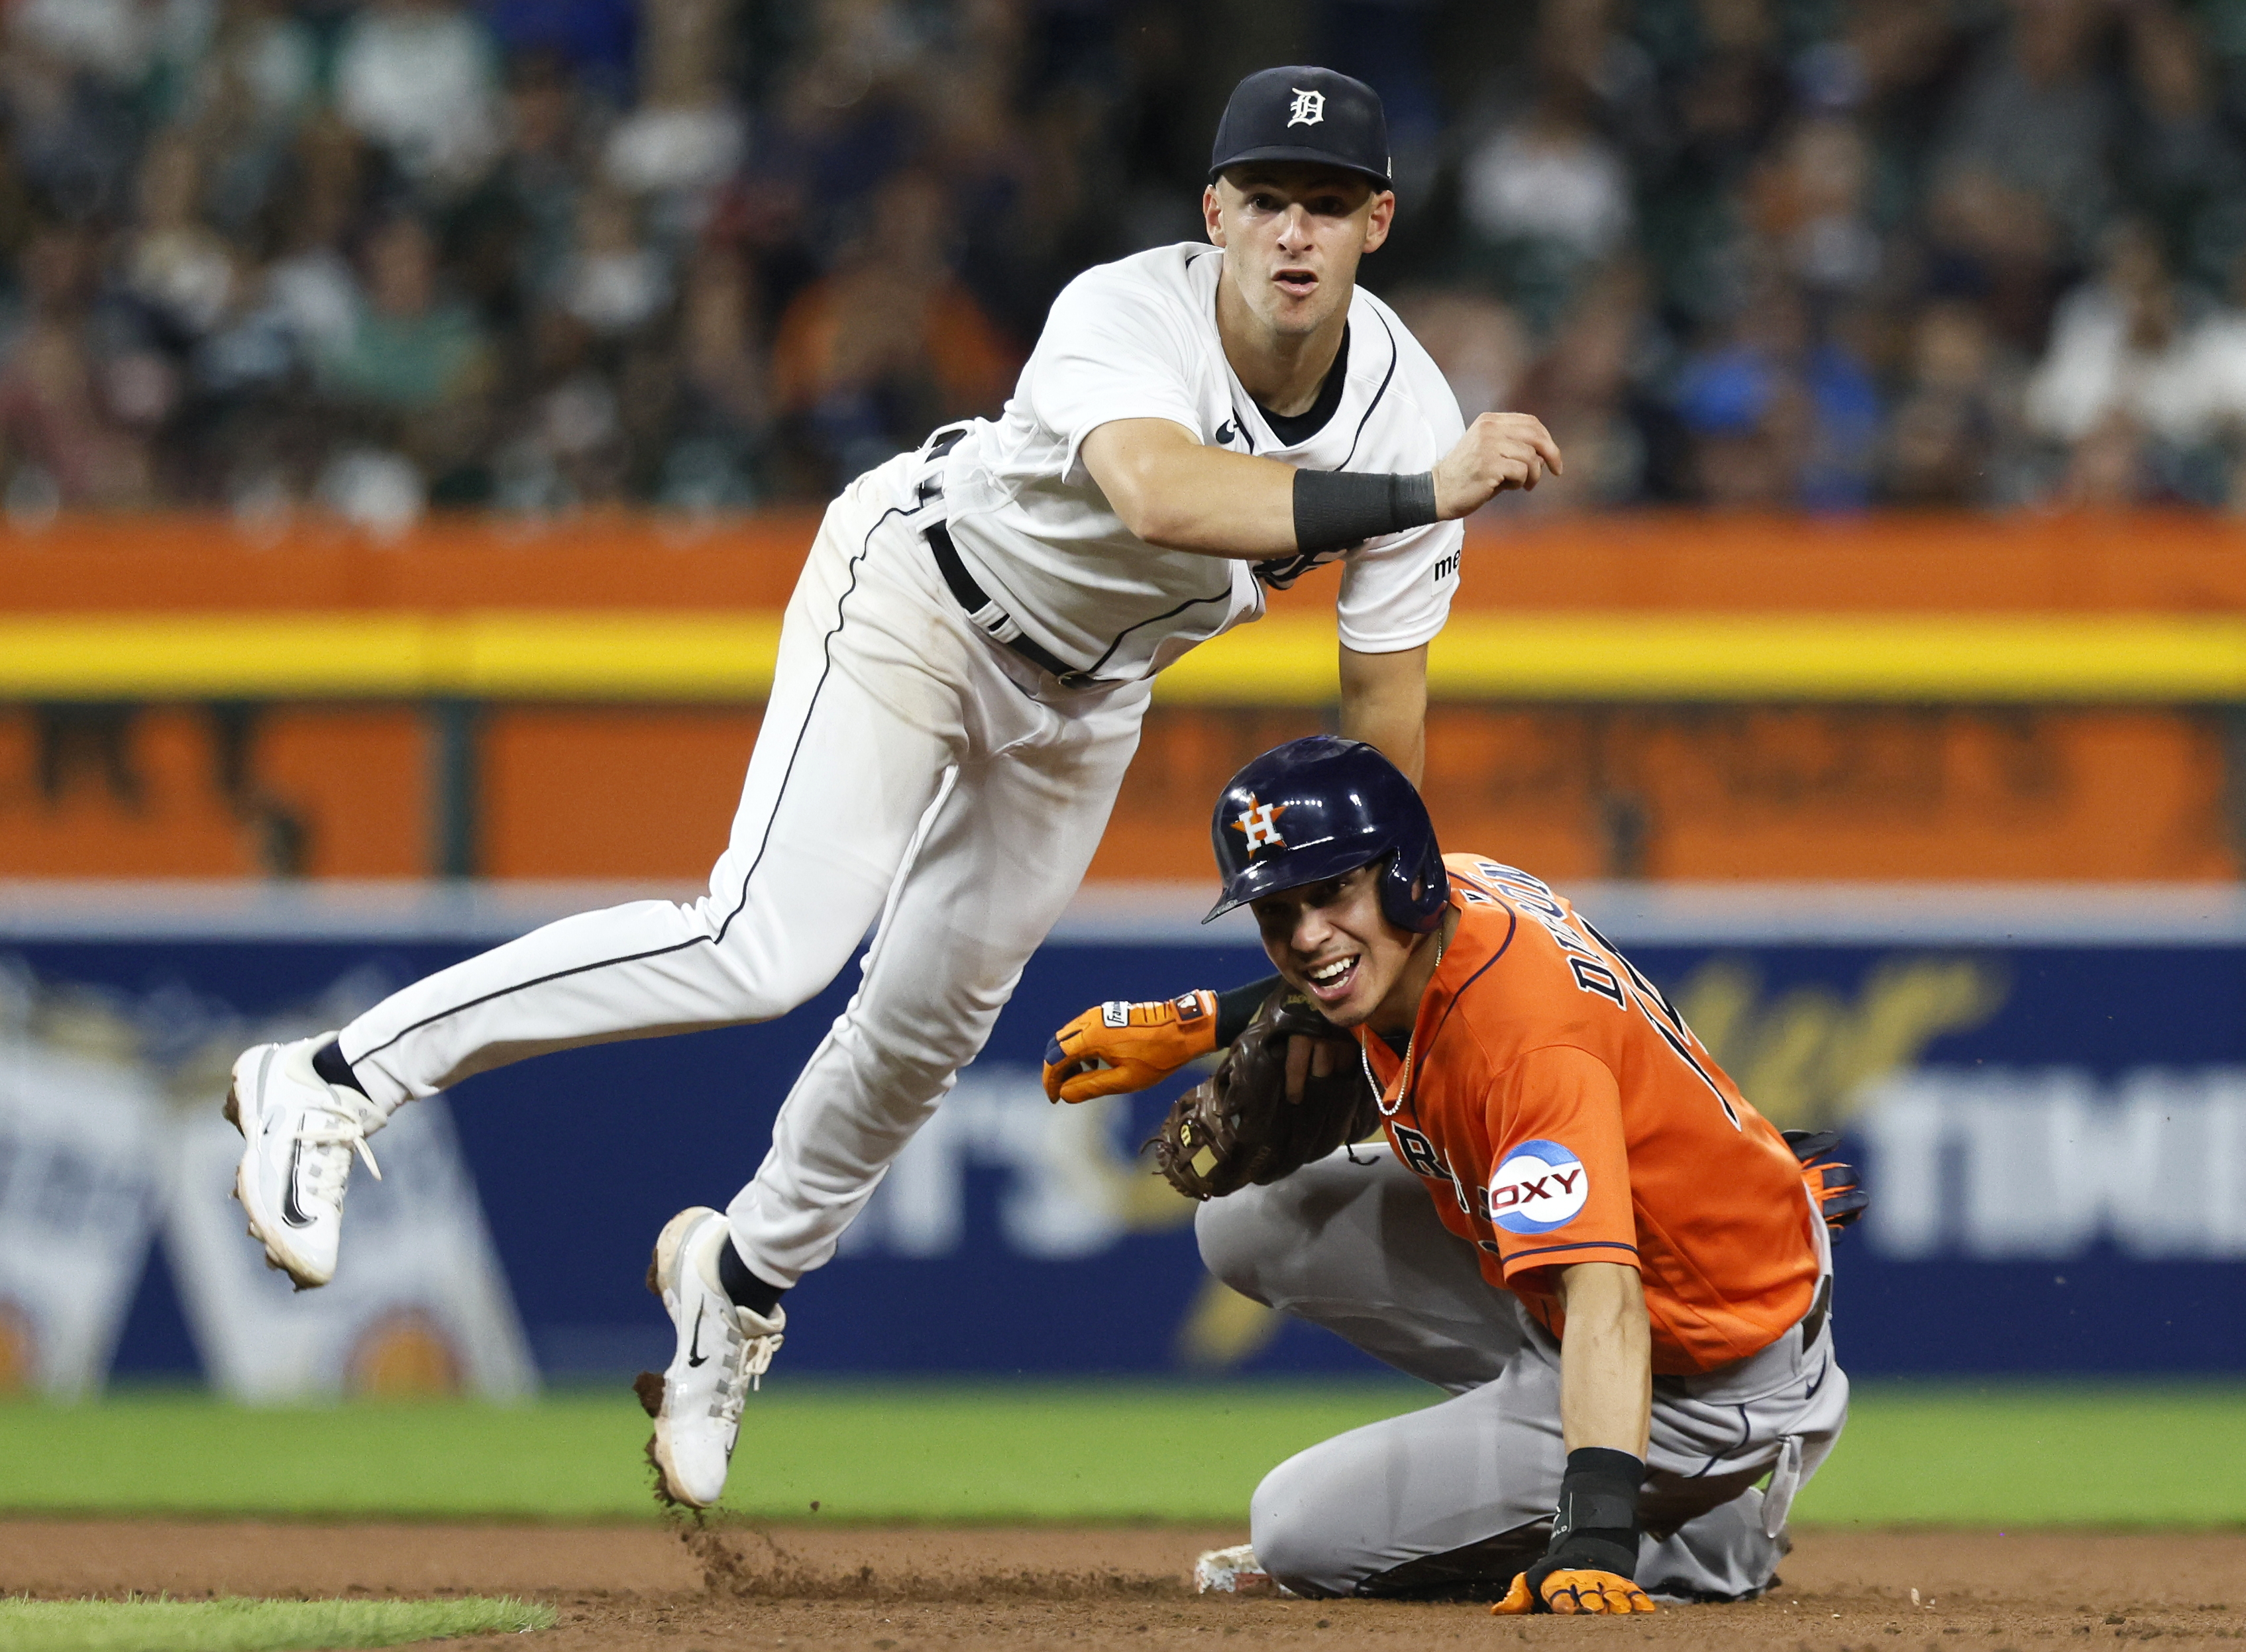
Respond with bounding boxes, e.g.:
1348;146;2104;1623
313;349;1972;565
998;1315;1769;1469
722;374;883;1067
3;1520;2243;1651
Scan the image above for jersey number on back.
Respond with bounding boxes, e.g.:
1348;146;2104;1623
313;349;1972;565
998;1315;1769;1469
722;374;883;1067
1462;860;1742;1131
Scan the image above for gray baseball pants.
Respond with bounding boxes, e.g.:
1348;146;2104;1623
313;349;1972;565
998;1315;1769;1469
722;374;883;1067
335;449;1150;1286
1195;1143;1848;1602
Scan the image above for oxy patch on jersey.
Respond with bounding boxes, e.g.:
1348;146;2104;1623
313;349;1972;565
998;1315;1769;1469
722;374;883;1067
1489;1138;1589;1235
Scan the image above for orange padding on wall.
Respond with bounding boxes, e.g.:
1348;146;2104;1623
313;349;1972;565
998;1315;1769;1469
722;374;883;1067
1;701;2229;882
4;509;2246;615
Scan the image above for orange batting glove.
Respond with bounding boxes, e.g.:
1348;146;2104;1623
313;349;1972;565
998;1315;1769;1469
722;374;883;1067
1493;1449;1656;1616
1042;990;1218;1102
1492;1569;1657;1616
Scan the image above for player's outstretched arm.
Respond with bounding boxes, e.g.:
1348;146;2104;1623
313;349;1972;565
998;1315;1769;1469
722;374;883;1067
1493;1262;1658;1616
1081;414;1564;560
1081;419;1302;557
1556;1261;1652;1457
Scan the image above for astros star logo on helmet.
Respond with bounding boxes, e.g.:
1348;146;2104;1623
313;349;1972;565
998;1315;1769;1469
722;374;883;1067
1232;796;1289;851
1287;88;1326;127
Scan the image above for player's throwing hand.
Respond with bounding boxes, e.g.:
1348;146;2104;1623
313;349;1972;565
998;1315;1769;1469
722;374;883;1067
1432;411;1563;518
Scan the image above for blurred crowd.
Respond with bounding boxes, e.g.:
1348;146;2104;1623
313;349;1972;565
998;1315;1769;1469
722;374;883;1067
6;0;2246;523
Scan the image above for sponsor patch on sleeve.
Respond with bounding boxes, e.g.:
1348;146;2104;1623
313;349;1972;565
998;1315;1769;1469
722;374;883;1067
1487;1139;1590;1235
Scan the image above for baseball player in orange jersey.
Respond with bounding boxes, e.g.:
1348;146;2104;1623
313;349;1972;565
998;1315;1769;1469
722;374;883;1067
1047;736;1861;1608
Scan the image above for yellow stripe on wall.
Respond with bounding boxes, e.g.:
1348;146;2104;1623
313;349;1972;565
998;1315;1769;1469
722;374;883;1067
0;612;2238;702
0;615;786;700
1159;615;2246;703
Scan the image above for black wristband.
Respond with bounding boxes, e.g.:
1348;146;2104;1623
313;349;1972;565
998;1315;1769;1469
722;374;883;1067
1293;468;1440;555
1540;1447;1644;1576
1554;1447;1644;1537
1214;974;1284;1046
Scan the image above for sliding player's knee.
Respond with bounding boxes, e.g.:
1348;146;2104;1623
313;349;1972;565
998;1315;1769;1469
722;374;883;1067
1193;1188;1289;1306
1248;1449;1359;1598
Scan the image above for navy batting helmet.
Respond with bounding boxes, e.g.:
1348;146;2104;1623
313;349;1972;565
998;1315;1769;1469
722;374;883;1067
1204;736;1448;931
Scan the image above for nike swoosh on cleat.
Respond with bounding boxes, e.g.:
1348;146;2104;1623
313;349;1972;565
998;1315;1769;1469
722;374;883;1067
280;1137;313;1227
686;1304;708;1367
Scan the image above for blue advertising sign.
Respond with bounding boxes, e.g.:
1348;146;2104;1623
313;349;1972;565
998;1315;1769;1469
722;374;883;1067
2;881;2240;1388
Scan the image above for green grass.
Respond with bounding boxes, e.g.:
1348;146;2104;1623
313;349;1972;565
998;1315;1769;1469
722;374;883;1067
1790;1383;2246;1529
0;1380;2239;1528
0;1382;1429;1524
0;1596;552;1652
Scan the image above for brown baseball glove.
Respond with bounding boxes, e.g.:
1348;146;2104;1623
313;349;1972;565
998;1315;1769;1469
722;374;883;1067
1151;983;1381;1200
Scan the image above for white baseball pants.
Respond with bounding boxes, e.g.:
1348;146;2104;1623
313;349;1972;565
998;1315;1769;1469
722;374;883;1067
339;450;1151;1284
1196;1144;1848;1602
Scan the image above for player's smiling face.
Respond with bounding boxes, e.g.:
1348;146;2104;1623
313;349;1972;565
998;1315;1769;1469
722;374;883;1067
1204;164;1393;340
1251;862;1426;1033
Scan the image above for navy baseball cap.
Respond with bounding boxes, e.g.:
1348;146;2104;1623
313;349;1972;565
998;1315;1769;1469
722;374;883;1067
1209;66;1391;191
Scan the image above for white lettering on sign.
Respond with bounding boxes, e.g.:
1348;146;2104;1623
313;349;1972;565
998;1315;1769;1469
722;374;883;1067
1855;1067;2246;1261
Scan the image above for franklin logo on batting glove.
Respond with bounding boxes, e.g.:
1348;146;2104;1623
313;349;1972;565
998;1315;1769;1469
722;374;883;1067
1488;1139;1589;1235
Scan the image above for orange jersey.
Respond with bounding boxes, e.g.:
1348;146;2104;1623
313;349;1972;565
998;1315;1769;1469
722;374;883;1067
1360;854;1819;1374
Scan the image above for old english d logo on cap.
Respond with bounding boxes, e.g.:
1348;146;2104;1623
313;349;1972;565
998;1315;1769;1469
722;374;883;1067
1210;66;1391;189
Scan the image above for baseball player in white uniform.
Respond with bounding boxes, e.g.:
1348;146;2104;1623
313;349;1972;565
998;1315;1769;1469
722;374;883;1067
223;66;1562;1507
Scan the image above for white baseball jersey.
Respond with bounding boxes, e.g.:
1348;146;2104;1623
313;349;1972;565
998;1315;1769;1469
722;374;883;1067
935;242;1468;681
321;237;1473;1331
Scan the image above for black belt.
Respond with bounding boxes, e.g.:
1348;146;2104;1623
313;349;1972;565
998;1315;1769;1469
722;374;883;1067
914;427;1098;688
924;522;1096;686
1799;1273;1831;1349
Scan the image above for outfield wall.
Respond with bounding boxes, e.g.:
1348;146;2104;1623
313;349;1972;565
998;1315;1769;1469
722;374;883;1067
1;880;2241;1395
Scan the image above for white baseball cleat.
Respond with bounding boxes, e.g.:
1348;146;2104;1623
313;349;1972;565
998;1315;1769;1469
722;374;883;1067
643;1206;784;1509
225;1034;387;1290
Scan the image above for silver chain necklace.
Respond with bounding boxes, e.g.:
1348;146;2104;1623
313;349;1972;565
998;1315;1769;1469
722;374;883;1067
1367;927;1447;1119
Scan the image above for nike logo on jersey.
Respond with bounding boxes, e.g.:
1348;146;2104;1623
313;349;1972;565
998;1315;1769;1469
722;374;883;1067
687;1305;709;1367
1214;419;1238;446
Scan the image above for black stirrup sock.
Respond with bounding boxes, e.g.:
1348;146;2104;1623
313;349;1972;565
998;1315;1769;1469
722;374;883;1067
313;1039;371;1098
718;1239;788;1317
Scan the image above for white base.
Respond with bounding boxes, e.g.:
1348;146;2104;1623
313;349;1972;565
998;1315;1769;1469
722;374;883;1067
1194;1543;1293;1598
